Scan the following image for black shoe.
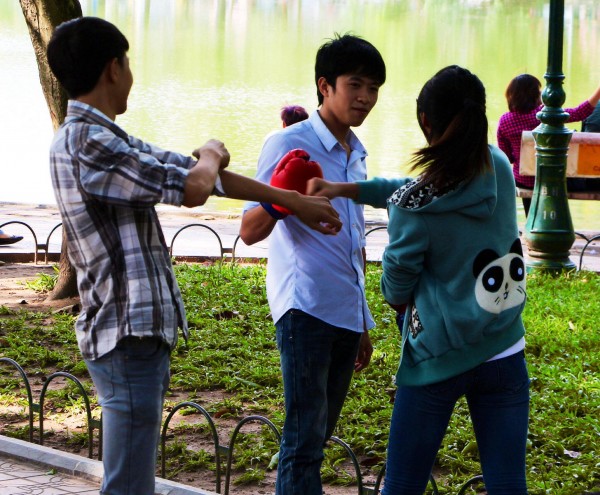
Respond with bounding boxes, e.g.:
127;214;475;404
0;235;23;245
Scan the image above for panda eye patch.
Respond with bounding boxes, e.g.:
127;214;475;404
482;266;503;292
510;257;525;282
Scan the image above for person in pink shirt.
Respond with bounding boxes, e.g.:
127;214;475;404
497;74;600;215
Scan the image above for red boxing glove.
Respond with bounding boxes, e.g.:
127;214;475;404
270;149;323;215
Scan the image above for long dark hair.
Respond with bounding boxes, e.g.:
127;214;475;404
505;74;542;113
410;65;490;189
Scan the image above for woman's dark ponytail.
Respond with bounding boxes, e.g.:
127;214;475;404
411;65;490;189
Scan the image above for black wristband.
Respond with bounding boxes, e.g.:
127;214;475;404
260;202;288;220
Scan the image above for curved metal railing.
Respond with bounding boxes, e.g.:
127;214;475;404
3;219;598;273
0;357;486;494
38;371;100;459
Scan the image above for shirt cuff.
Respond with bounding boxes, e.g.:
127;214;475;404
260;202;287;220
212;175;226;197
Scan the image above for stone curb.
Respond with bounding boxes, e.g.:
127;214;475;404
0;435;218;495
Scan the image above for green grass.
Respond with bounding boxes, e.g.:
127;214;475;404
24;265;59;293
1;263;599;494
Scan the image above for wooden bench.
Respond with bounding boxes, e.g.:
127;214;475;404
515;188;600;200
518;131;600;200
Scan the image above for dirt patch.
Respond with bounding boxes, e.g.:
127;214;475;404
0;262;78;312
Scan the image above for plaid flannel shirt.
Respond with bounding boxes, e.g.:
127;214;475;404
50;101;195;360
497;101;593;188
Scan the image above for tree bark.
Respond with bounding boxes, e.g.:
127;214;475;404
19;0;82;300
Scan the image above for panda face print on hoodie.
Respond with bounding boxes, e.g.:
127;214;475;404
473;239;526;314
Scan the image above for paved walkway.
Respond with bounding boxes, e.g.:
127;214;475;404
0;447;99;495
0;435;216;494
1;202;598;270
0;202;391;263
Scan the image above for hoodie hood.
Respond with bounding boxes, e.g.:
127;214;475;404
388;146;499;220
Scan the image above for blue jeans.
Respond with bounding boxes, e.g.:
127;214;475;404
382;350;530;495
275;309;362;495
85;337;171;495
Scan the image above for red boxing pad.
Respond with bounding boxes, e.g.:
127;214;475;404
270;149;323;215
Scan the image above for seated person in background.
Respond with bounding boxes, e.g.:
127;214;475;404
280;104;308;127
497;74;600;214
0;228;23;245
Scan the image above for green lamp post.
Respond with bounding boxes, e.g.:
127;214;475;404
524;0;576;272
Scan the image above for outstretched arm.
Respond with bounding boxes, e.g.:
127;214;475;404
220;170;341;242
309;176;409;209
183;140;230;207
307;177;359;200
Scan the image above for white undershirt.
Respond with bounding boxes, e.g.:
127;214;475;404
213;175;226;196
487;336;526;362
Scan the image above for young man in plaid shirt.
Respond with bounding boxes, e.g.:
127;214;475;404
47;17;340;495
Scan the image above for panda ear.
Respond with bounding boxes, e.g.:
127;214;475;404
473;249;500;278
510;238;524;257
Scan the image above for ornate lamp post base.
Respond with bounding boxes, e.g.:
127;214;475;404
526;253;576;272
524;124;576;272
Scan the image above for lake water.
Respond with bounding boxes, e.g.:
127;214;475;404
1;0;599;229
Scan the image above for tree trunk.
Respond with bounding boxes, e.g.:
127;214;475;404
19;0;82;300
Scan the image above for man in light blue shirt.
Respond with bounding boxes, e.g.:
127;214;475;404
240;34;386;495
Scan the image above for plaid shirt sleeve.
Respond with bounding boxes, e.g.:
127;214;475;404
76;125;195;208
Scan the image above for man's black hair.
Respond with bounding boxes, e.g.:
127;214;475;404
47;17;129;98
315;33;386;105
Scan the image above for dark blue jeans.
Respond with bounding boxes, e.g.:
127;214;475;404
275;309;362;495
85;337;171;495
382;350;530;495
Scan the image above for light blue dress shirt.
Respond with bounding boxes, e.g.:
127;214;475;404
244;111;375;333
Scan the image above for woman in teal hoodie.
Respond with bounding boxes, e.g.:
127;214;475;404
309;66;529;494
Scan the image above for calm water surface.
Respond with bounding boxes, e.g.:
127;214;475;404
1;0;599;228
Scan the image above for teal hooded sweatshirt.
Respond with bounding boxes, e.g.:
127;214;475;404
356;145;526;386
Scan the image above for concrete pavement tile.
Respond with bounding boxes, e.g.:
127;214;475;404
0;475;37;490
27;473;98;492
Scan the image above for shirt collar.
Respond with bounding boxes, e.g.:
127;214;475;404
308;110;367;158
66;100;129;141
